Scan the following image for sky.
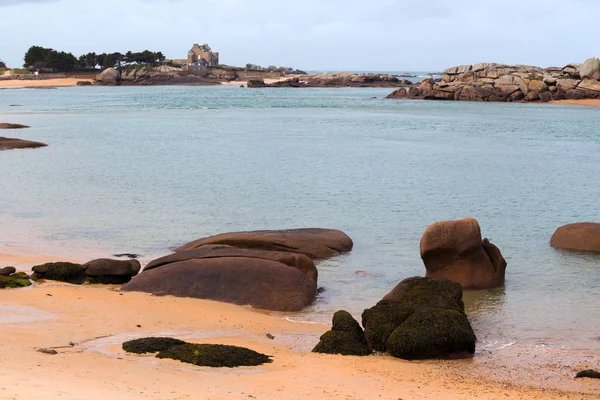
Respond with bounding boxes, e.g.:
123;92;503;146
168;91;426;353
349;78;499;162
0;0;598;71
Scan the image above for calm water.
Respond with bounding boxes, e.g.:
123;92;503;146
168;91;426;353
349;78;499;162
1;85;599;354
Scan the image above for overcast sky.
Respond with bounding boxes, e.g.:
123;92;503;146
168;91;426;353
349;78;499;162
0;0;598;71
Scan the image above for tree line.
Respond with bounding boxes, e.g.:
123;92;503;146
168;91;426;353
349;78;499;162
23;46;165;72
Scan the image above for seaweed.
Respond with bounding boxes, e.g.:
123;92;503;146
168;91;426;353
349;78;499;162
0;275;32;289
312;331;371;356
122;337;187;354
32;262;86;284
156;343;272;367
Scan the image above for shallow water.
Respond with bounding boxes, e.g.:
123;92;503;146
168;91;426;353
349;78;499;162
1;85;599;355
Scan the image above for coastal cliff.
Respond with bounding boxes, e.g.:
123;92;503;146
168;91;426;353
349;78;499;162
387;57;600;102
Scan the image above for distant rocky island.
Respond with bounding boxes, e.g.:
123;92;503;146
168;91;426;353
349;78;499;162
387;57;600;102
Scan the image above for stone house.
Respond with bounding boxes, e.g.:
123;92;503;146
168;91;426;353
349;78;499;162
187;43;219;67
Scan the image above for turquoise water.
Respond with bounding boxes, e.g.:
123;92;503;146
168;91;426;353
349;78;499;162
1;86;600;354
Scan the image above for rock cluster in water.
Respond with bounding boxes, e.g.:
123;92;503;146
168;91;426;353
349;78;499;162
247;73;411;88
122;228;353;311
313;277;476;360
122;337;272;367
550;222;600;253
0;123;47;151
387;56;600;102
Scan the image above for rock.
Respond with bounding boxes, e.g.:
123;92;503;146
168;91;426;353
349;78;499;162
247;79;266;88
362;277;476;360
76;81;92;86
0;123;30;129
0;137;47;151
121;257;317;311
550;223;600;253
579;57;600;79
0;274;31;289
420;218;506;289
83;258;141;284
312;310;371;356
32;262;86;284
97;68;120;84
156;343;272;367
0;266;16;276
556;79;580;93
122;337;186;354
37;348;58;355
144;247;317;282
174;228;353;260
577;79;600;95
576;370;600;379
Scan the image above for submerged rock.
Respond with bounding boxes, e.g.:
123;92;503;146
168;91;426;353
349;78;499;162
0;136;47;150
122;337;186;354
32;262;86;284
156;343;272;367
362;277;476;360
174;228;353;260
550;222;600;253
420;218;506;289
0;123;30;129
313;310;371;356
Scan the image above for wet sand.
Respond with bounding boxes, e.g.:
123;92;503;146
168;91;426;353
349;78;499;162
0;281;597;399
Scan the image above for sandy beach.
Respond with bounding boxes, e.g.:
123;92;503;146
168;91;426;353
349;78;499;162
0;78;92;88
551;99;600;106
0;274;597;399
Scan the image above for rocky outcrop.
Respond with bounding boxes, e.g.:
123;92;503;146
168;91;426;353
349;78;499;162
0;137;47;150
32;259;140;284
121;257;317;311
247;79;266;88
0;272;31;289
312;310;371;356
420;218;506;289
96;68;120;84
576;370;600;379
550;223;600;253
83;258;141;284
361;277;476;360
387;57;600;102
0;123;30;129
76;81;92;86
174;228;353;260
0;267;16;276
144;247;317;282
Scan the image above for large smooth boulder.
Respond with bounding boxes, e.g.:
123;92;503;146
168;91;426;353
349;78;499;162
362;277;476;360
579;57;600;79
174;228;353;260
144;247;317;282
83;258;141;284
550;223;600;253
97;68;120;84
420;218;506;289
312;310;371;356
121;257;317;311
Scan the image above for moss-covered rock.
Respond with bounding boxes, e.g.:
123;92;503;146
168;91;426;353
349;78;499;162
576;369;600;379
361;301;414;352
32;262;86;284
0;274;32;289
122;337;187;354
362;277;476;359
332;310;365;342
385;308;476;360
312;331;371;356
156;343;272;367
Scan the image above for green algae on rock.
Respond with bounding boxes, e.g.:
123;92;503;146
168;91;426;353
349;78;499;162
122;337;187;354
0;274;32;289
32;262;86;284
156;343;272;367
313;310;371;356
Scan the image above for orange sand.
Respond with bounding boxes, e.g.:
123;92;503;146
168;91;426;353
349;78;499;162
551;99;600;106
0;78;92;88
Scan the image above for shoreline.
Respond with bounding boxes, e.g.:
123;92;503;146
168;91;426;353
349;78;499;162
0;282;596;399
0;78;93;88
550;99;600;107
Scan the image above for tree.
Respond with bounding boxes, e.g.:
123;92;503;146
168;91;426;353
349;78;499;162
96;53;107;68
24;46;53;68
77;52;97;70
44;50;76;72
0;60;6;69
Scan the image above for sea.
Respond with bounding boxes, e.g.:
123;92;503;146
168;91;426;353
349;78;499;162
1;83;600;368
